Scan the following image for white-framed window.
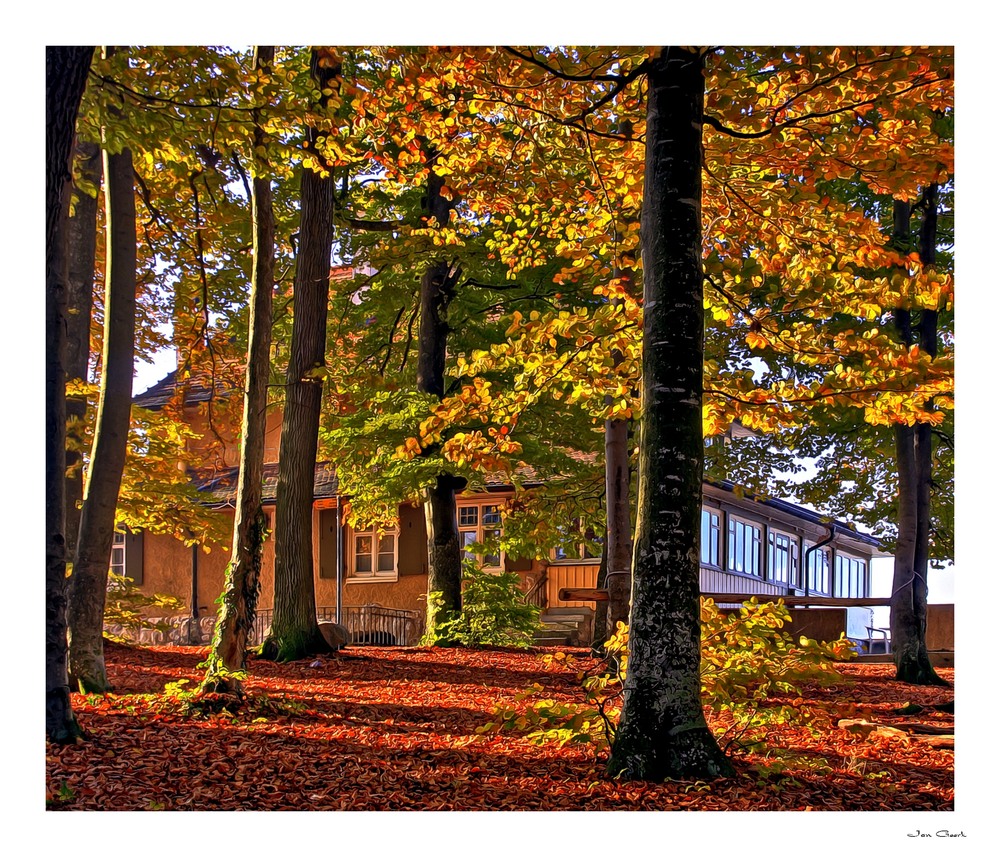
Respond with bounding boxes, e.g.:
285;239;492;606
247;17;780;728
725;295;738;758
458;501;503;570
767;530;799;586
727;516;762;576
551;519;602;564
110;531;126;577
835;553;867;598
700;508;721;567
805;544;831;594
348;527;398;581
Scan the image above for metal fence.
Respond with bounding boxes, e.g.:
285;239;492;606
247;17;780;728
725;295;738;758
250;605;422;647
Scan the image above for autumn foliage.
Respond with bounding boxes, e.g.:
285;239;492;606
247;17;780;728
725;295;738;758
46;640;952;811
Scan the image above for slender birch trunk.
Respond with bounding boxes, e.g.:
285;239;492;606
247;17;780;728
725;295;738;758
65;140;102;557
201;46;276;692
68;47;137;693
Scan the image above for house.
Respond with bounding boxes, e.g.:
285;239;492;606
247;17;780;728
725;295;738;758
115;370;884;647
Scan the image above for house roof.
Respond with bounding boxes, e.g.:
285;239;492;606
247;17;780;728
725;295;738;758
138;371;879;551
133;369;219;410
192;462;339;508
704;477;883;549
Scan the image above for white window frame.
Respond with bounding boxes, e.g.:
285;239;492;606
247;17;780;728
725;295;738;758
767;528;799;587
700;507;721;568
804;544;832;595
835;552;867;598
110;531;127;577
346;525;399;583
727;515;763;577
458;500;504;571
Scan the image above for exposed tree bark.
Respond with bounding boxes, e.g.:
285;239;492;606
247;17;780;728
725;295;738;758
418;157;468;643
65;140;102;557
68;49;138;693
201;46;276;694
889;192;948;686
46;45;93;743
606;47;733;781
265;48;339;662
591;547;609;654
604;413;632;635
423;471;467;640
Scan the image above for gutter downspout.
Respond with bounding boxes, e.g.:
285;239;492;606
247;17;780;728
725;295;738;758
190;542;199;643
803;525;836;598
335;496;343;625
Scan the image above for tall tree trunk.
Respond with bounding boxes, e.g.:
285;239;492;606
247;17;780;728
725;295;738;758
46;45;93;743
265;48;339;662
201;46;276;693
607;47;733;781
604;414;631;635
603;257;636;645
65;140;102;557
68;52;137;693
591;547;609;654
888;196;947;685
418;161;467;644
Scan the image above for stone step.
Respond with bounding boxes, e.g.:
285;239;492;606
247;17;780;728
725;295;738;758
532;631;576;646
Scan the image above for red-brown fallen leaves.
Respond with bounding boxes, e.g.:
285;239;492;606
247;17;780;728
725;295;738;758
45;642;953;811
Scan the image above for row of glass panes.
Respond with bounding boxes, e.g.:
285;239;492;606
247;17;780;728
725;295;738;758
351;501;505;578
700;508;865;596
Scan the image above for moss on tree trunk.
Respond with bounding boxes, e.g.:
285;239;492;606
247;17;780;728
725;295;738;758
201;46;275;696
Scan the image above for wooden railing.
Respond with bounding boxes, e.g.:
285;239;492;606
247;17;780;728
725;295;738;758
522;570;548;611
557;588;892;608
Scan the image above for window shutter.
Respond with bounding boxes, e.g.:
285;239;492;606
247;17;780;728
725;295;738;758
125;531;144;585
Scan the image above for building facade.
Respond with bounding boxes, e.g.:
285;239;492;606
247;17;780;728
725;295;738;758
117;372;882;645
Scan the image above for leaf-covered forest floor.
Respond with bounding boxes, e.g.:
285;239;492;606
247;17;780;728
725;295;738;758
46;641;953;811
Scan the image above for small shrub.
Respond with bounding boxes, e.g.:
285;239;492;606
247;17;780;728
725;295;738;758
427;561;543;648
480;597;855;758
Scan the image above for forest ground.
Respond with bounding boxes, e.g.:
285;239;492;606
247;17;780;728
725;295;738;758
45;640;953;812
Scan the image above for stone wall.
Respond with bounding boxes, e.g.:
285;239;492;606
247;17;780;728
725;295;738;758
105;615;218;646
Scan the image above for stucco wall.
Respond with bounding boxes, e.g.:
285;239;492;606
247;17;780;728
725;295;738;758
139;532;194;611
926;604;954;651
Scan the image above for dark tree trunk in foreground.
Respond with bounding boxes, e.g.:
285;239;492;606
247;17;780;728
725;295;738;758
889;193;948;686
202;47;276;692
604;414;631;636
46;45;93;743
266;49;339;662
68;65;138;693
606;47;733;781
65;140;102;557
418;161;467;644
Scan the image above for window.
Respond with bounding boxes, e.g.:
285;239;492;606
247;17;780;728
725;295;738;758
459;501;503;570
349;527;398;580
551;519;602;563
109;530;143;584
700;508;721;567
805;545;831;594
767;530;799;586
110;532;126;577
727;517;762;576
835;554;867;598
